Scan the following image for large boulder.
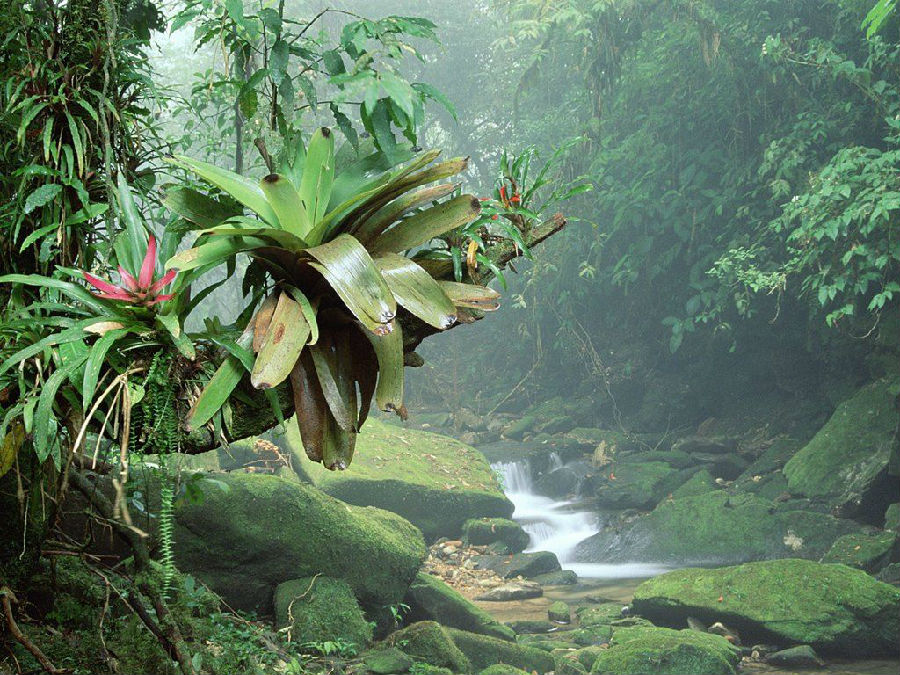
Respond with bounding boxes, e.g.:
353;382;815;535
632;559;900;656
404;572;515;641
591;462;687;510
388;621;471;673
820;531;898;572
574;490;859;565
783;377;899;522
288;419;513;540
462;517;530;553
174;472;425;613
474;551;561;578
590;626;740;675
273;576;372;647
445;627;556;674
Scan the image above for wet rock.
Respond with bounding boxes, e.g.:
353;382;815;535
672;436;738;455
476;580;543;601
632;559;900;655
707;621;741;645
535;465;585;499
532;569;579;585
505;619;556;634
884;503;900;531
591;626;740;675
766;645;825;667
876;562;900;584
446;627;556;674
576;603;625;627
690;453;749;480
592;462;686;510
783;376;899;522
504;416;537;440
671;469;717;498
388;621;471;673
474;550;561;578
548;600;571;623
820;531;898;572
570;626;613;646
462;517;530;553
273;576;372;647
404;572;515;641
361;646;414;674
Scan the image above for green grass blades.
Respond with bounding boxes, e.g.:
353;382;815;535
167;155;280;227
375;253;457;329
250;291;311;389
370;194;481;255
437;280;501;311
306;234;395;332
260;173;311;237
362;319;403;413
299;127;335;231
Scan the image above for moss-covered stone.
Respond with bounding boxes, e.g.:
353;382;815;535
576;603;624;627
619;450;696;469
590;626;740;675
361;646;414;674
574;490;859;564
783;377;899;520
567;645;609;671
506;619;556;634
570;626;614;646
404;572;515;641
671;469;717;499
548;600;571;624
632;559;900;655
446;627;556;673
274;576;372;647
480;665;533;675
533;569;578;585
174;472;425;613
288;419;512;540
389;621;471;673
504;415;537;440
820;531;898;572
474;550;561;578
885;503;900;531
592;462;686;510
462;517;530;553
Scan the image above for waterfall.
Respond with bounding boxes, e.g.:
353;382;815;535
492;456;672;579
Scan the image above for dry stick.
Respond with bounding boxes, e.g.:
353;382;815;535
1;586;64;675
67;469;194;675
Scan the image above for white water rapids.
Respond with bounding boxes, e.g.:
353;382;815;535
491;454;671;579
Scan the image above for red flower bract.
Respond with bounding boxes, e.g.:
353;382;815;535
83;235;176;307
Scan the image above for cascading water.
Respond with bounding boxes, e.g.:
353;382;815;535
492;455;671;579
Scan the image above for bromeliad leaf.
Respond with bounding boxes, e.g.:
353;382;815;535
260;173;310;237
370;194;481;254
437;280;501;311
375;253;457;329
250;291;311;389
362;319;403;412
164;186;242;229
306;234;395;332
186;356;244;431
299;127;335;231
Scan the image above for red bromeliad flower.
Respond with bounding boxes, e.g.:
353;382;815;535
83;235;176;307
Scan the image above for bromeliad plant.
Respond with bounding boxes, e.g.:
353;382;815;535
166;128;501;470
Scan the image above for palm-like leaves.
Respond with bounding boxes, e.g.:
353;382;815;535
169;129;497;470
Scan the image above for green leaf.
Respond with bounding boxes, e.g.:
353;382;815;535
411;82;457;120
362;319;403;413
64;111;84;177
156;314;195;359
35;353;88;466
114;174;150;276
437;281;501;310
164;186;242;229
259;173;310;236
375;253;457;329
306;234;395;331
299;127;336;236
250;292;311;389
165;235;274;272
355;182;458;244
309;335;358;432
370;194;481;254
23;184;62;215
82;329;127;409
167;155;279;227
187;356;243;431
0;274;115;317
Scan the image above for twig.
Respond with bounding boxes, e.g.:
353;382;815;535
1;586;65;674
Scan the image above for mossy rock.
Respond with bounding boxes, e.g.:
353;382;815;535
480;665;533;675
404;572;515;641
549;600;571;623
521;639;580;652
504;415;537;440
632;559;900;655
559;645;609;673
619;450;696;469
506;619;556;634
885;503;900;531
446;627;556;673
592;462;685;510
289;419;513;540
590;626;740;675
671;469;716;499
574;490;859;565
570;626;614;646
783;377;899;521
274;576;372;648
361;646;414;674
533;569;578;585
576;603;624;627
474;550;561;578
174;472;425;613
820;531;898;572
462;517;530;553
389;621;471;673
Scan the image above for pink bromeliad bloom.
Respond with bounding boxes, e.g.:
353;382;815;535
83;235;176;307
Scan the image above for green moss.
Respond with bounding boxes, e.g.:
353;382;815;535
480;665;533;675
174;471;425;613
287;419;512;540
783;377;899;510
885;503;900;531
576;603;624;627
445;627;556;673
632;559;900;655
463;517;530;553
404;572;515;641
593;462;683;509
671;469;716;499
591;626;740;675
570;626;613;646
389;621;471;673
274;576;372;648
361;646;414;674
820;531;898;571
549;600;571;623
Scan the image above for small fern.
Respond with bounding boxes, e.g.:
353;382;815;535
158;478;176;600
